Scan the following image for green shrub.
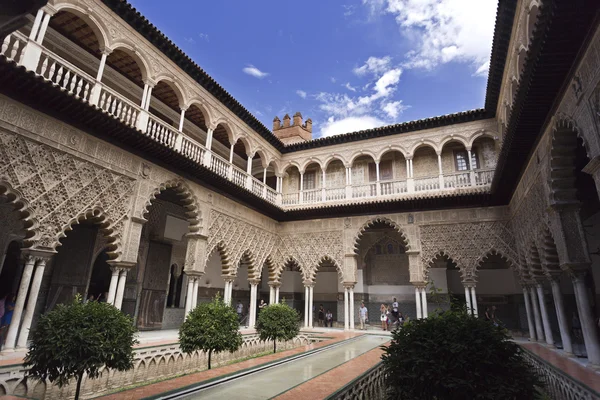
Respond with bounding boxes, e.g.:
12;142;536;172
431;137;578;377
178;295;242;369
24;295;137;400
256;303;300;353
381;309;540;400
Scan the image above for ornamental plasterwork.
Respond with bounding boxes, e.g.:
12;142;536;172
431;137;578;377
0;130;135;257
278;230;344;282
207;210;278;279
419;221;518;282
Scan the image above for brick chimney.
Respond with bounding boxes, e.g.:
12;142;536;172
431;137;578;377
272;112;312;145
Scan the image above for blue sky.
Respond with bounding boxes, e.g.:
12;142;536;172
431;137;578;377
128;0;498;138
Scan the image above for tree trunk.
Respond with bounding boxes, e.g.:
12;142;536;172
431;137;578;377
74;370;84;400
273;340;276;353
208;349;212;370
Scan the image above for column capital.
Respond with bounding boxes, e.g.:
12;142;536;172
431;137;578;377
22;248;55;262
412;281;428;289
462;281;476;288
268;281;281;288
303;280;314;288
41;4;58;16
99;46;114;56
107;260;136;270
562;262;591;275
248;279;261;286
343;282;355;289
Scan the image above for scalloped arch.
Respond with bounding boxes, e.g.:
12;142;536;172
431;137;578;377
0;180;37;247
143;180;202;234
353;217;410;254
56;206;121;259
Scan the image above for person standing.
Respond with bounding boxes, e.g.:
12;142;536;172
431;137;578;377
325;309;333;327
391;297;399;324
359;302;368;330
0;293;15;345
318;304;325;327
380;304;388;331
236;300;244;323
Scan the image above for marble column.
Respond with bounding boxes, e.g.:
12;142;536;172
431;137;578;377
420;287;428;318
274;285;280;304
249;282;258;327
536;283;555;347
522;286;537;341
464;286;472;315
304;285;309;328
308;286;314;328
17;257;48;348
529;287;544;342
192;278;199;309
469;287;478;317
107;267;120;305
349;286;355;329
549;275;573;355
571;271;600;365
114;269;128;310
4;256;36;350
343;287;349;331
185;278;195;316
415;286;422;319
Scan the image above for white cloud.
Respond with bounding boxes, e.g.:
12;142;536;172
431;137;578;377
473;60;490;77
184;37;196;45
320;116;387;137
296;90;307;99
314;57;407;137
198;33;209;42
342;4;356;16
353;56;392;76
344;82;357;92
381;100;408;118
330;77;337;83
243;65;269;79
363;0;496;74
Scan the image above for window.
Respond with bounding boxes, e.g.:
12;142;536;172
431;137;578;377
454;149;479;171
303;171;316;190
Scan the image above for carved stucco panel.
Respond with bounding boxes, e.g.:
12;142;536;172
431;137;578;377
419;221;518;282
0;130;135;257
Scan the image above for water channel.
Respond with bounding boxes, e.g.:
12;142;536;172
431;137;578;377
156;335;388;400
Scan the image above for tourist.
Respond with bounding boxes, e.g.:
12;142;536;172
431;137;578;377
359;302;368;330
0;293;15;345
491;306;498;326
318;304;325;327
380;304;388;331
485;307;492;322
397;311;405;327
391;297;399;322
258;299;267;313
325;309;333;327
86;294;95;303
386;304;392;328
98;292;108;303
236;300;244;322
